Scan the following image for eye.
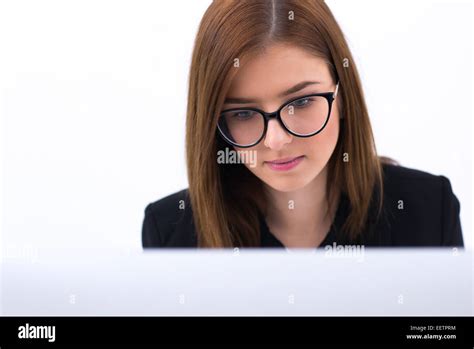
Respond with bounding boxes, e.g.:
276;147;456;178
231;110;255;120
289;97;313;108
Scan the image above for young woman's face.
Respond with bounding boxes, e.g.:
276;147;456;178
222;43;340;192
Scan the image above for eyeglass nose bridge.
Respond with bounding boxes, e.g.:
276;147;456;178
261;110;280;120
259;109;292;140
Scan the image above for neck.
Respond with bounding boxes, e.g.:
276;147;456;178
263;167;337;247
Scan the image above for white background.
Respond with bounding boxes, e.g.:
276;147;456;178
0;0;472;251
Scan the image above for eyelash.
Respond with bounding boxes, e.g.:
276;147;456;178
232;111;254;119
288;97;314;109
224;93;323;121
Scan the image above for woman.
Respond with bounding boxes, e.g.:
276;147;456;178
142;0;463;248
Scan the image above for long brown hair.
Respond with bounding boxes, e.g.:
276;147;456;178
186;0;385;247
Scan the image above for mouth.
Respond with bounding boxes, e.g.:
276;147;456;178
264;155;305;171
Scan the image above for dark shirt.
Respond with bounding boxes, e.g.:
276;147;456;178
141;164;464;248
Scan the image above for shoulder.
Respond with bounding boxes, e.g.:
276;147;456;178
382;162;446;184
144;189;189;220
141;189;198;248
375;163;463;246
381;163;458;205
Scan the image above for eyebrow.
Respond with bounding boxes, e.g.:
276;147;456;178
224;81;321;104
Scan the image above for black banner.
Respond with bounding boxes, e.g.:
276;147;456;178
0;316;473;347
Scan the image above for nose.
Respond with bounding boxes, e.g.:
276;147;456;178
263;119;292;151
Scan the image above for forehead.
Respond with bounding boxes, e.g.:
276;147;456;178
227;43;331;99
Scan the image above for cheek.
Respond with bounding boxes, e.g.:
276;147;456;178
305;110;340;161
233;143;264;175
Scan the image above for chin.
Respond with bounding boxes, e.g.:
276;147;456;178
261;175;314;193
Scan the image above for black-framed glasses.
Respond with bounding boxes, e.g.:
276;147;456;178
217;81;340;148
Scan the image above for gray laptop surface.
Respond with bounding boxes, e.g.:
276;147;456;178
1;248;472;316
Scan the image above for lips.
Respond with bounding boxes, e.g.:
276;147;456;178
264;155;305;171
266;156;304;164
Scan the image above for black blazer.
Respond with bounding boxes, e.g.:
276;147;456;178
142;164;464;248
